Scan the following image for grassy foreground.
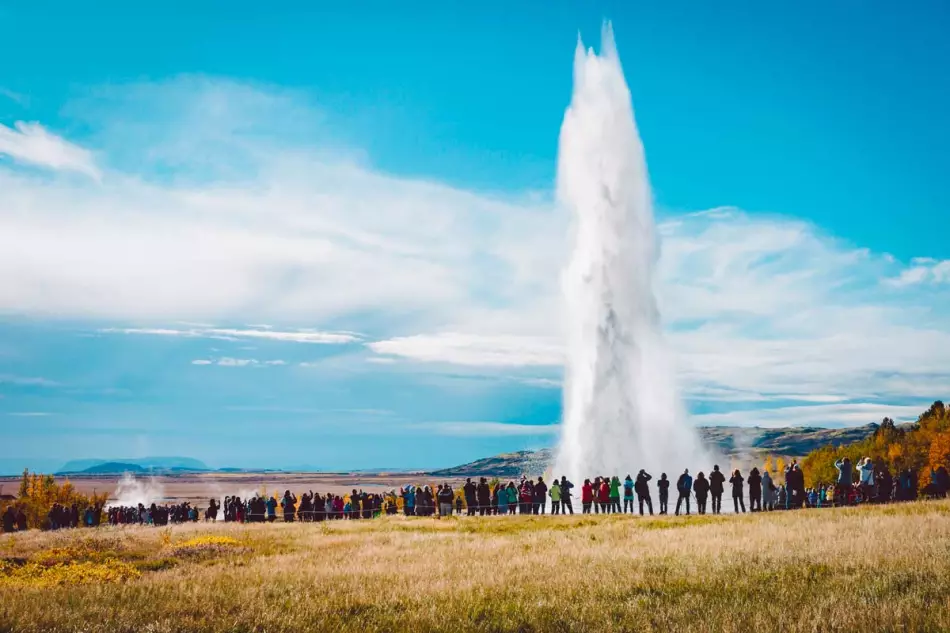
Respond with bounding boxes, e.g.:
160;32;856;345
2;502;950;633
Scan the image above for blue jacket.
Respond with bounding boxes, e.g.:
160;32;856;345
677;473;693;493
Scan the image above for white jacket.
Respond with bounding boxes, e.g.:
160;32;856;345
859;461;875;485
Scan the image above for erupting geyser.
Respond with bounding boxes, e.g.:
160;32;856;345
554;24;708;484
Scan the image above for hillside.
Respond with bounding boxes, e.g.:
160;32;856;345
79;462;146;475
56;456;209;475
429;424;881;477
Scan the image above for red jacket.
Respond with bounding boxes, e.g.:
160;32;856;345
581;483;593;503
598;482;610;503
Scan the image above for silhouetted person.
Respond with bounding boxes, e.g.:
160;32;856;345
635;469;653;515
790;462;806;508
761;469;774;511
15;507;27;531
281;490;297;522
534;477;548;514
675;469;692;515
835;457;853;505
730;469;746;513
476;478;490;516
710;465;725;514
560;476;574;514
657;473;670;514
875;462;892;503
206;498;219;522
463;478;477;516
2;506;15;533
694;472;710;514
349;489;361;519
748;468;762;512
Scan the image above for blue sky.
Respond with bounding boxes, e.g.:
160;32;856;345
1;2;949;473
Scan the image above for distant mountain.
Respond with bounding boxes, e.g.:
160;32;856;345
79;462;147;474
429;424;883;477
57;456;208;474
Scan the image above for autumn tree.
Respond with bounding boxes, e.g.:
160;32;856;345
1;471;108;530
800;402;949;492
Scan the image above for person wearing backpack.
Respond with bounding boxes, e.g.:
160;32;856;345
623;475;635;514
675;469;693;516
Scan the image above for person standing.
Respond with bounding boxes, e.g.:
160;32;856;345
709;465;725;514
635;470;654;516
581;479;593;514
597;478;611;514
534;477;548;515
609;476;621;513
623;475;635;514
730;470;746;513
507;482;518;515
835;458;854;506
549;479;561;515
476;478;491;516
675;469;693;516
559;476;574;514
402;486;416;516
1;506;14;533
437;483;454;517
761;470;773;511
748;468;762;512
657;473;670;515
281;490;297;522
693;472;710;514
858;457;875;503
463;478;477;516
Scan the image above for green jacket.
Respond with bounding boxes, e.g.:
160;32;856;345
507;487;518;503
609;479;621;498
550;484;561;501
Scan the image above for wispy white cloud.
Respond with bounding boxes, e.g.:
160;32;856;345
226;405;393;415
0;88;27;105
517;377;561;389
0;121;100;178
885;257;950;287
6;412;53;417
692;402;925;428
420;421;561;437
368;333;562;367
0;375;60;387
102;326;357;344
191;357;286;367
216;358;258;367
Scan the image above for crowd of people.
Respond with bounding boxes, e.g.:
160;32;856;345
105;501;202;526
3;459;949;532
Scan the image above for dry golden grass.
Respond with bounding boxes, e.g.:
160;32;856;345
2;501;949;632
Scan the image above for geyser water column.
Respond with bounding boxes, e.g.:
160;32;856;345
554;24;708;484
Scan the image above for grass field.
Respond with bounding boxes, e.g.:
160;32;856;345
2;501;949;633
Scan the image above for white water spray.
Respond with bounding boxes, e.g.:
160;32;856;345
110;473;166;507
554;24;709;484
